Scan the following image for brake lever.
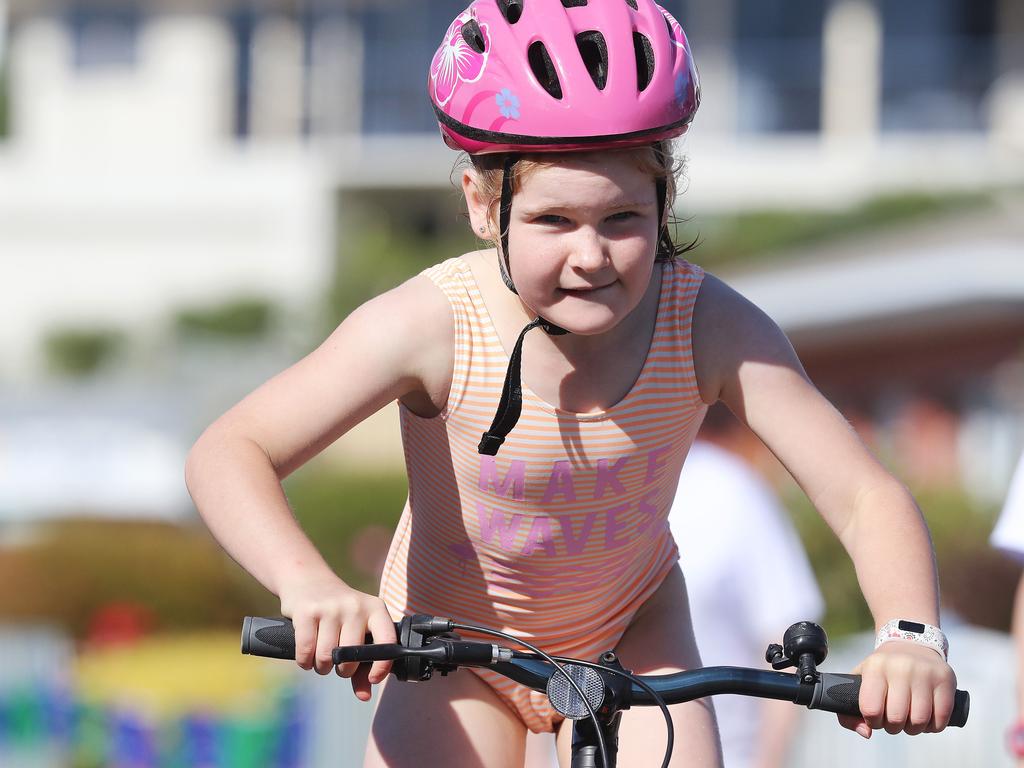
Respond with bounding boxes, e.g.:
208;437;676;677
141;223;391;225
333;635;513;680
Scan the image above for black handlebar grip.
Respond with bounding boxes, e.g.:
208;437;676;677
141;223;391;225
812;673;969;728
242;616;404;662
241;616;296;660
949;690;970;728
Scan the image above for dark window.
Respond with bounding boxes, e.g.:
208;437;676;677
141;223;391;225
230;7;255;138
69;5;140;70
734;0;824;132
880;0;997;131
360;2;468;133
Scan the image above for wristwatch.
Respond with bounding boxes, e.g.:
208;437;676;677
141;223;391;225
874;619;948;661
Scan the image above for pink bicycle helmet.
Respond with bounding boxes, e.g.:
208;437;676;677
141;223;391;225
428;0;699;154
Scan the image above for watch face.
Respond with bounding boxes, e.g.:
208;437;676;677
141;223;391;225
897;620;926;634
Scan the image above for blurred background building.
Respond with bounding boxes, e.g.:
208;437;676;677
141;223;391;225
0;1;1022;766
1;0;1023;494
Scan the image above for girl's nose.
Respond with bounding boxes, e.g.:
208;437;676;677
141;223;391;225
567;231;609;272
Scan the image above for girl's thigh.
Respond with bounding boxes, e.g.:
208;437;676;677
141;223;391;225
554;565;723;768
364;668;528;768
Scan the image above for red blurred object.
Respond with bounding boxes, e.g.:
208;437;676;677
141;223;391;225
85;601;156;648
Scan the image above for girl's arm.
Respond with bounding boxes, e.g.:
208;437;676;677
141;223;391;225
185;274;453;700
692;274;956;737
1013;571;1024;765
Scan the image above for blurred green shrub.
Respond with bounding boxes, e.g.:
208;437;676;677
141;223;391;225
786;485;1018;638
785;489;872;638
0;520;274;639
920;487;1020;631
0;66;8;139
8;468;1010;643
43;327;124;377
174;297;276;339
0;470;407;640
328;198;475;329
283;465;408;594
682;190;994;270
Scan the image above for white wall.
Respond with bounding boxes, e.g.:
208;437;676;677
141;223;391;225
0;11;334;382
9;13;233;161
0;148;333;380
2;4;1023;382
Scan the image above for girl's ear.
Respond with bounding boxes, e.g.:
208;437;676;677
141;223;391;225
462;168;493;239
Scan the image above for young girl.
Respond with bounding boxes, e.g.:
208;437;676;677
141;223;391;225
185;2;958;765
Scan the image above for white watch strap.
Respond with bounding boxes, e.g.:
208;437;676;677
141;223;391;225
874;619;948;660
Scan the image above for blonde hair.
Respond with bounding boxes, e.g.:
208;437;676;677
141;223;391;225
462;141;693;261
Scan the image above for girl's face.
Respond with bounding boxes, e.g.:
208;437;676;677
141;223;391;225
501;151;661;336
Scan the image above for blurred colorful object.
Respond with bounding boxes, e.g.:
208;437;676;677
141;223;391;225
86;601;158;649
0;630;305;768
74;632;288;718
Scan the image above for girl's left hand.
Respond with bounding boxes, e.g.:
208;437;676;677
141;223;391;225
838;642;958;737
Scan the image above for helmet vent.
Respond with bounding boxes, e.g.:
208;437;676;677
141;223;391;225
497;0;524;24
575;31;608;90
633;31;654;91
561;0;588;6
624;0;638;8
528;41;563;99
461;20;486;53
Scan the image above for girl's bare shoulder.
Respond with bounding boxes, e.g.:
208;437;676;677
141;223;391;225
354;269;454;335
194;271;457;475
691;272;800;404
692;273;772;335
342;269;456;400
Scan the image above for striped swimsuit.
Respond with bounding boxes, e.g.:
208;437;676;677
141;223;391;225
379;256;707;732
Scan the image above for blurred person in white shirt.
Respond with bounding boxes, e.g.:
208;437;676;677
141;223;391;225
670;406;824;768
991;452;1024;766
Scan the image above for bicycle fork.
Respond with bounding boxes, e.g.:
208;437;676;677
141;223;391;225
571;712;622;768
557;651;631;768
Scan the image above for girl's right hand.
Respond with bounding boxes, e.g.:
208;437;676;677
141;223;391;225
278;571;397;702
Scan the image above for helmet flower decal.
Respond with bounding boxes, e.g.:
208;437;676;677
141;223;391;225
660;7;688;48
495;88;521;119
430;11;490;107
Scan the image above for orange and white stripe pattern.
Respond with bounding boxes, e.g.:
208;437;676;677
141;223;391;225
379;256;707;731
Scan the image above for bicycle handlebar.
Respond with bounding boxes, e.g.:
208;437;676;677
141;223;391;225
241;615;969;727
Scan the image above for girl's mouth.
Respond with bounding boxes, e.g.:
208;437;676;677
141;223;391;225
560;282;615;297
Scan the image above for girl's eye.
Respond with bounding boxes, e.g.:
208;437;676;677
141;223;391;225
607;211;637;222
535;215;569;225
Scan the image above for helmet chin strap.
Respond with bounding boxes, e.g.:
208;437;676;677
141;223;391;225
478;156;668;456
477;316;564;455
496;156;520;296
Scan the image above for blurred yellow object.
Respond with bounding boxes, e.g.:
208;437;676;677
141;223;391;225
74;632;294;720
